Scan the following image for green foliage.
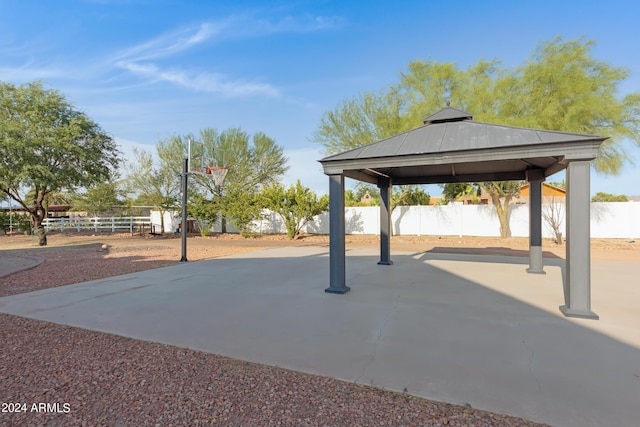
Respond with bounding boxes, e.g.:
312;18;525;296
0;212;11;232
188;195;219;237
441;183;481;204
345;184;381;207
202;128;288;233
192;128;288;195
591;192;628;202
71;183;123;216
313;91;410;155
344;189;359;207
392;185;431;207
440;181;521;237
314;37;640;174
126;145;181;233
0;81;120;245
347;184;429;208
313;37;640;239
0;212;31;234
262;180;329;239
481;181;522;238
223;190;266;238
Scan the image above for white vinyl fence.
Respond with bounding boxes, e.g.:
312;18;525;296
43;216;152;233
151;202;640;239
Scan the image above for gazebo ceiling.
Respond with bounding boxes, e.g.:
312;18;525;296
320;107;607;185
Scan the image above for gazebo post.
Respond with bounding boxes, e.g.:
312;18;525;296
560;160;598;319
526;170;545;274
378;177;393;265
325;173;350;294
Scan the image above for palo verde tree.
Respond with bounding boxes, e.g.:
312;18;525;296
193;128;288;233
591;192;629;202
71;182;123;217
262;180;329;239
126;141;182;234
0;81;120;245
314;37;640;237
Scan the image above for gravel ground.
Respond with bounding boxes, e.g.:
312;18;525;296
5;232;634;426
0;313;547;427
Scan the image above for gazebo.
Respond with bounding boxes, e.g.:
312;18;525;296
319;107;607;319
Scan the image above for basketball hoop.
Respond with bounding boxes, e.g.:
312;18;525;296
204;165;228;186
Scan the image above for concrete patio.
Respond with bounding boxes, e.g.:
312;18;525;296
1;246;638;427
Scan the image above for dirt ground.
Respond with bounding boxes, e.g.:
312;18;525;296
1;230;639;261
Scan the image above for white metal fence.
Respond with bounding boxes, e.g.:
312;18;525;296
43;216;152;233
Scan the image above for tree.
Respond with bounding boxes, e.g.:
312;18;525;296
347;184;430;208
71;182;123;217
392;185;431;207
483;181;522;238
223;190;265;238
188;194;220;237
441;183;481;204
343;184;381;207
542;195;565;245
194;128;288;232
591;192;629;202
262;180;329;239
313;91;410;155
313;37;640;238
126;147;180;233
0;81;120;245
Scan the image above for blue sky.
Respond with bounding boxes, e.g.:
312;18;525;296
1;0;639;197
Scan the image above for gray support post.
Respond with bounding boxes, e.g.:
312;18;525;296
526;171;545;274
560;161;598;319
325;174;350;294
378;178;393;265
180;157;189;262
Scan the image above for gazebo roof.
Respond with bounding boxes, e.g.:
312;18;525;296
320;107;607;185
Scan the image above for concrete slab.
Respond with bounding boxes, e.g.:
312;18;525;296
0;254;44;278
1;246;639;427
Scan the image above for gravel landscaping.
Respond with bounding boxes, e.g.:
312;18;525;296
1;313;547;426
6;232;633;425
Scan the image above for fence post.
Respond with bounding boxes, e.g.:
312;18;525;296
111;217;115;232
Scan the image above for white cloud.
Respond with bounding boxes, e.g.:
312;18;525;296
113;23;220;63
111;13;341;99
113;20;280;98
116;61;279;98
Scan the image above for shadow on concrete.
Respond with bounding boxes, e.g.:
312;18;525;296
424;247;569;306
338;250;638;427
426;246;562;259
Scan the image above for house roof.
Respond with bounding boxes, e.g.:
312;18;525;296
319;107;607;185
0;204;72;212
520;182;567;196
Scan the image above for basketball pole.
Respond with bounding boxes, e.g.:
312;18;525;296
180;156;189;262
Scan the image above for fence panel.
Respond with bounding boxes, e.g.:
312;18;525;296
43;217;152;233
143;203;639;239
